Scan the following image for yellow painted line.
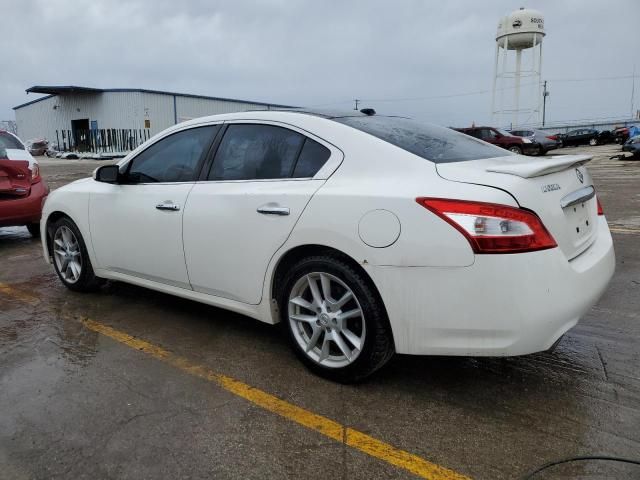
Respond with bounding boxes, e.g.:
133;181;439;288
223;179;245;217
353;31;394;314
82;318;471;480
0;282;39;305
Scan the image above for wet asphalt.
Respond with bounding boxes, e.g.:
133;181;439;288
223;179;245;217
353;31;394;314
1;146;639;480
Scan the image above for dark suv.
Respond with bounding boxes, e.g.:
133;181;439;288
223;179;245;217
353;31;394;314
454;126;537;155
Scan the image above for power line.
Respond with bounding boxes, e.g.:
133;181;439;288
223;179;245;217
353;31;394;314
547;74;640;83
306;73;639;109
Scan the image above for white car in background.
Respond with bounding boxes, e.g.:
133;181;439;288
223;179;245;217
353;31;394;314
41;110;615;382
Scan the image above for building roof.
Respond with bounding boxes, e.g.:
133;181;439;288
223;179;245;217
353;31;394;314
14;85;293;110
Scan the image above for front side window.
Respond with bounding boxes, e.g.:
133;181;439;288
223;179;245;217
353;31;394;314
466;129;481;139
209;124;305;180
126;125;217;183
482;129;498;140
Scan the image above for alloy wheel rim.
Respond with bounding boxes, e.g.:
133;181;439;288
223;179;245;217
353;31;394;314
288;272;366;368
53;226;82;284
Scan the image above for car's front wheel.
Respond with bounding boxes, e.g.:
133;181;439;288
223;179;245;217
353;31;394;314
278;255;394;383
50;217;104;292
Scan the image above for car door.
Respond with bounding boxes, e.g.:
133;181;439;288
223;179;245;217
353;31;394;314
565;130;578;146
89;124;219;288
481;128;500;146
579;129;593;144
183;122;340;304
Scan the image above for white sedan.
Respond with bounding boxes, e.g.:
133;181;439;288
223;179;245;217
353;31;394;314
41;110;615;382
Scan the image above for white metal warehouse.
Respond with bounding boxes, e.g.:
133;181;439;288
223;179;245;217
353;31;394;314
13;85;291;150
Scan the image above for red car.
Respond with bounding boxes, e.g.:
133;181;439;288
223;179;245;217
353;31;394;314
454;126;538;155
0;130;49;237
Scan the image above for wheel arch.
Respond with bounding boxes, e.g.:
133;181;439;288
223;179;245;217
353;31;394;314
43;210;71;260
269;244;394;344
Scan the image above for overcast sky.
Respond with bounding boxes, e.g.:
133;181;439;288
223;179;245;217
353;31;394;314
3;0;639;128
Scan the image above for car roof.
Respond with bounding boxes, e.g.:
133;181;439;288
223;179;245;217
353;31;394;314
173;108;412;134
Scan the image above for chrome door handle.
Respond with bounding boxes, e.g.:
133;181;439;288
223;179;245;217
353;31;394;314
257;204;290;216
156;202;180;211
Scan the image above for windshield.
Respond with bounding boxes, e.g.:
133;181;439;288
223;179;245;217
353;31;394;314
332;116;511;163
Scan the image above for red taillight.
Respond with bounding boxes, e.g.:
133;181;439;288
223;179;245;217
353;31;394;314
596;197;604;216
416;198;557;254
31;163;41;183
546;135;557;140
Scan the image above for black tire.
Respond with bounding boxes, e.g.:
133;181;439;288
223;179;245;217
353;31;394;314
26;223;40;237
508;145;523;155
278;255;394;383
50;216;104;292
536;145;545;156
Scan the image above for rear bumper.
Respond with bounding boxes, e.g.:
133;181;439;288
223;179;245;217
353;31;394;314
367;217;615;356
0;180;49;227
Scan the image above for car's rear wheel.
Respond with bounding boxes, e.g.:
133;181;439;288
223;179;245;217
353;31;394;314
26;223;40;237
51;217;104;292
278;255;394;383
508;145;523;154
589;138;598;146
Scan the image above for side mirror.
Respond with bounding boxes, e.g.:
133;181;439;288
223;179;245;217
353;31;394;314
94;164;120;183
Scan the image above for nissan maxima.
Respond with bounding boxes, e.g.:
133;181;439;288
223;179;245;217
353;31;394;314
41;110;615;382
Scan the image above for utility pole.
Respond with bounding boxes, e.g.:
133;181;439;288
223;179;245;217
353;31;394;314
354;99;360;111
542;80;549;126
631;65;636;119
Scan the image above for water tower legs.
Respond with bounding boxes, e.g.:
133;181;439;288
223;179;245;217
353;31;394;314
514;49;522;128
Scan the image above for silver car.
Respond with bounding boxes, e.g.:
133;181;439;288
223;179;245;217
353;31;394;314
510;129;560;156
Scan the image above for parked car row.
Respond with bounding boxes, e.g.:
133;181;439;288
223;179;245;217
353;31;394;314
455;125;638;156
453;126;558;156
550;126;637;148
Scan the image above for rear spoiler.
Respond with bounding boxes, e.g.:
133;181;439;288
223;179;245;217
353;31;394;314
485;154;592;179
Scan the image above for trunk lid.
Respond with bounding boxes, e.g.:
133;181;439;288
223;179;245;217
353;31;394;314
0;159;31;197
437;154;599;260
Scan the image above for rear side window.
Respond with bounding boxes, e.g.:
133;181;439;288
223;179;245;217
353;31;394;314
292;138;331;178
334;117;510;163
209;124;305;180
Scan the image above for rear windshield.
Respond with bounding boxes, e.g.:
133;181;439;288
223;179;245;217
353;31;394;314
333;116;511;163
0;132;25;151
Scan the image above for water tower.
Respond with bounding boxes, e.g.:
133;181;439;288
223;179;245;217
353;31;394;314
491;8;545;128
